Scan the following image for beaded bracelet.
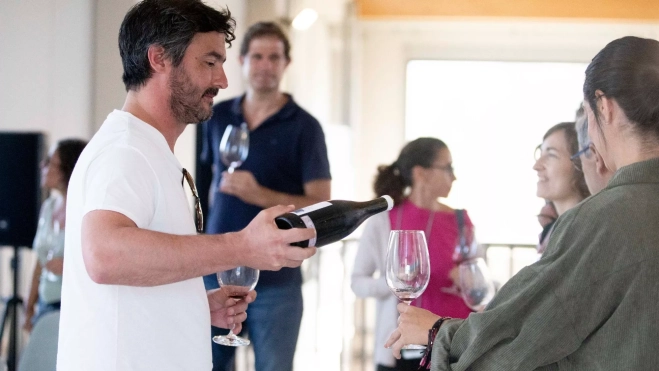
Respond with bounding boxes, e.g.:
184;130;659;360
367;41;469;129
418;317;450;370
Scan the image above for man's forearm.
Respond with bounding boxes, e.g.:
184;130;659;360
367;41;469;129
82;212;245;287
251;187;326;209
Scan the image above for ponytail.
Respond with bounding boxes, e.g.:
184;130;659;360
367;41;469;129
373;163;406;206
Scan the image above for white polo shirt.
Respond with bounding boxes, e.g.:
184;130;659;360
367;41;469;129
57;110;211;370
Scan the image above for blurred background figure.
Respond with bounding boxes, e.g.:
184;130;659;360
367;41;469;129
23;138;87;332
574;112;614;194
351;137;473;371
533;122;589;255
198;21;331;371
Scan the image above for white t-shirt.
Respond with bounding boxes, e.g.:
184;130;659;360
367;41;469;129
57;110;211;371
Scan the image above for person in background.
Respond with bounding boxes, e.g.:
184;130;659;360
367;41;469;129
351;137;473;371
533;122;590;255
23;138;87;332
574;113;614;194
386;35;659;370
198;21;331;371
57;2;316;370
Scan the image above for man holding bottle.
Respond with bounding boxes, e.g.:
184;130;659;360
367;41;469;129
198;21;332;371
57;2;317;370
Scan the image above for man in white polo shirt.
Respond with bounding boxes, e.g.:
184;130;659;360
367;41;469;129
56;1;317;370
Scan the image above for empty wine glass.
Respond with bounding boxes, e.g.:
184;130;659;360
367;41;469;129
385;230;430;350
212;266;259;346
458;258;496;312
219;123;249;174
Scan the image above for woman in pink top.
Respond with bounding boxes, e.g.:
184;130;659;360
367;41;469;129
353;137;473;371
375;137;473;319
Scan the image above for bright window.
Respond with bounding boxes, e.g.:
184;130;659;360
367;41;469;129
406;60;588;280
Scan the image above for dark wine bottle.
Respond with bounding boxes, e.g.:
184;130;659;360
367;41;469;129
274;195;394;247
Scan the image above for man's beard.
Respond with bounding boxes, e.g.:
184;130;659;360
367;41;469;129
169;65;218;124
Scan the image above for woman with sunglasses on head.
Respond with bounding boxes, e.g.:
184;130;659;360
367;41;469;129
386;36;659;370
23;138;87;332
533;122;590;255
351;137;474;371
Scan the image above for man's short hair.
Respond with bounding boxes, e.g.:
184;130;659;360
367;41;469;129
119;0;236;91
240;22;291;60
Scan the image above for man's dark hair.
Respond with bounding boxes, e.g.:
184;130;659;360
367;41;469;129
119;0;236;91
240;22;291;60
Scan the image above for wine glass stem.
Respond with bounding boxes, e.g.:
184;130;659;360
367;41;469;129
226;326;237;340
228;166;235;174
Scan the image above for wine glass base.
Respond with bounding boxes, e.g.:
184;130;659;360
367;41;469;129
213;335;250;347
401;344;426;350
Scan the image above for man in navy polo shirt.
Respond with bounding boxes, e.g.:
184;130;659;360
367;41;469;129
198;21;331;371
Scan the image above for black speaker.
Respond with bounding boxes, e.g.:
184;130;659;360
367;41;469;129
0;132;45;247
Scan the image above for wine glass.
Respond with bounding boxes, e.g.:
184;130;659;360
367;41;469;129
45;220;63;282
452;223;478;264
458;258;496;312
385;230;431;350
212;266;259;346
219;123;249;174
443;224;479;295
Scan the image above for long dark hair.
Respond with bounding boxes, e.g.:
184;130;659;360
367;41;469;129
119;0;236;91
55;139;87;190
542;122;590;200
374;137;448;206
584;36;659;140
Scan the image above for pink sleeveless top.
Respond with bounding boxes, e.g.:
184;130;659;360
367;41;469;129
389;200;473;318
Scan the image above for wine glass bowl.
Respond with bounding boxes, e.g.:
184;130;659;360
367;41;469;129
458;258;495;312
219;123;249;174
212;266;259;346
385;230;430;350
385;230;431;305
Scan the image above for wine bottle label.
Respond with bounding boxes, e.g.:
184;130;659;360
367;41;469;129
291;201;331;216
301;215;317;246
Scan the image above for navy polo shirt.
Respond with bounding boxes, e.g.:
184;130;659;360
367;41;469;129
199;94;331;287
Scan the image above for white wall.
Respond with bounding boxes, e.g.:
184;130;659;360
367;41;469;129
0;0;94;141
353;19;659;203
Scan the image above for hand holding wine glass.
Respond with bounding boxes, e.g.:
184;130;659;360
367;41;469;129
385;230;430;350
458;257;496;312
219;123;249;174
212;266;259;346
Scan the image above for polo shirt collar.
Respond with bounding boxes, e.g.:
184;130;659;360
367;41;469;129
229;93;298;124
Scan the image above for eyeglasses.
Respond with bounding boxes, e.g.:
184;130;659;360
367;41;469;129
427;164;455;175
182;168;204;233
533;145;542;161
569;144;593;172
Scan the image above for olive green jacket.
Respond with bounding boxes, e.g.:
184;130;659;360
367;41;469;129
432;158;659;371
